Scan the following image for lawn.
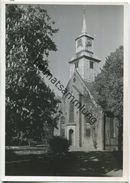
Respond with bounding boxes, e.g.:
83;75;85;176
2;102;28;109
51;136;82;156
5;149;123;176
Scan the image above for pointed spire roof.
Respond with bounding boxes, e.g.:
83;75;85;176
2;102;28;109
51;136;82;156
82;9;87;34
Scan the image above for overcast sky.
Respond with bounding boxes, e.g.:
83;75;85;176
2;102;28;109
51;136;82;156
40;5;123;96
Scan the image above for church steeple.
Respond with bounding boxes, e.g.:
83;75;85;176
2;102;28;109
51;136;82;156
69;11;101;82
75;11;94;56
82;10;87;34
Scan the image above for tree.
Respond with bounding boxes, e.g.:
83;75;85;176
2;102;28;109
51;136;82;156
6;5;60;145
93;46;123;150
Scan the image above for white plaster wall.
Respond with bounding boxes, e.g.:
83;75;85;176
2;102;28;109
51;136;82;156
84;59;95;82
78;58;85;79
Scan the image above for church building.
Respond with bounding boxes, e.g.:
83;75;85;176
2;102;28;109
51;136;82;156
56;13;119;151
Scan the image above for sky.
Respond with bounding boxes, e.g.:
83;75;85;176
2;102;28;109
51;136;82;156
40;5;123;96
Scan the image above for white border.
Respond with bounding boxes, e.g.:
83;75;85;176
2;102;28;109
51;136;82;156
0;0;6;181
0;0;129;4
0;0;129;182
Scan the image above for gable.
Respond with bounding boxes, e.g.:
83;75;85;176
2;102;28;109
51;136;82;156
64;69;98;108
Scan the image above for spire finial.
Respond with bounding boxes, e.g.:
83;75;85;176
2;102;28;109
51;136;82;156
82;9;87;34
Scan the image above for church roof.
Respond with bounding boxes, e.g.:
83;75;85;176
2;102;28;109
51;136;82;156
75;34;94;41
84;81;99;104
69;54;101;63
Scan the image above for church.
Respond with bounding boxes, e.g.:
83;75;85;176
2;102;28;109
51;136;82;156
56;14;119;151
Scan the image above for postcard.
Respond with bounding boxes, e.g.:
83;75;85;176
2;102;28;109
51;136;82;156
0;1;128;181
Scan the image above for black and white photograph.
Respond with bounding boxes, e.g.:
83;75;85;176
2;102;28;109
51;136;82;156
3;3;128;178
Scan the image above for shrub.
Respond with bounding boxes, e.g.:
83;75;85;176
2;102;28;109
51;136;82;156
49;136;70;154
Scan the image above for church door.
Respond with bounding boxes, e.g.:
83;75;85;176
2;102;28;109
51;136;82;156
69;129;74;146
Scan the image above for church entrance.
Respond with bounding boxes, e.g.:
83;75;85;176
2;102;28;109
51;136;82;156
69;129;74;146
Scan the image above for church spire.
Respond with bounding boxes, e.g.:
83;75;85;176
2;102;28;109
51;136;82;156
82;9;87;34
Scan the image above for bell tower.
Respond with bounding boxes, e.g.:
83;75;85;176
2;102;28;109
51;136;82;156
69;11;101;82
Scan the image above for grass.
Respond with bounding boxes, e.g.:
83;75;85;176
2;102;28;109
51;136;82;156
5;149;123;176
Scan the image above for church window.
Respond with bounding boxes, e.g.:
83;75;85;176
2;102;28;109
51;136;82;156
69;102;74;123
90;61;94;69
73;77;76;82
85;128;91;137
61;116;65;124
75;61;78;68
77;39;83;47
86;38;92;47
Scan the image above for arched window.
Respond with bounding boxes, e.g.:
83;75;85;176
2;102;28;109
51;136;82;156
77;38;83;47
69;102;74;123
61;116;65;124
90;61;94;69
